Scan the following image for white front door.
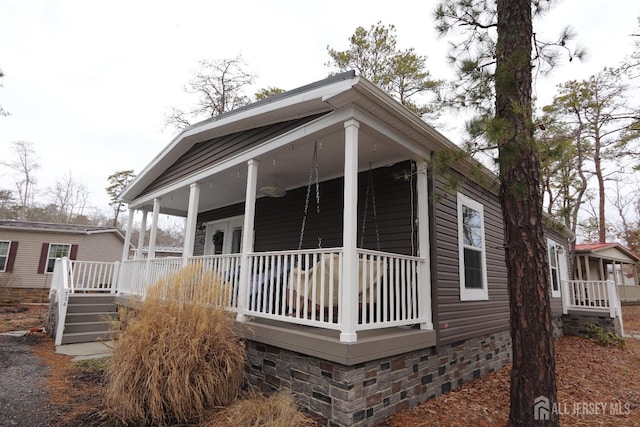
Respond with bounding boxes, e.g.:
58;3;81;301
204;216;244;255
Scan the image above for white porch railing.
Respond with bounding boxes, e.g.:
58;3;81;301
113;248;428;338
561;280;622;319
50;257;71;346
117;257;184;296
68;260;120;293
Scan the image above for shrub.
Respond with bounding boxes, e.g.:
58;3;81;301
583;322;626;349
105;265;245;426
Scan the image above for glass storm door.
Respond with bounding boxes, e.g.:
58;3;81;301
204;217;243;255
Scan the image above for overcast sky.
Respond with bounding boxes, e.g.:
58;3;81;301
1;1;638;216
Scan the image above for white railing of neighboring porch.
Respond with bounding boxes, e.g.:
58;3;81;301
561;280;622;319
114;248;428;334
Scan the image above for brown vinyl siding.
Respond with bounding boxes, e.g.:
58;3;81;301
432;173;509;345
142;114;326;197
196;161;417;256
0;229;123;289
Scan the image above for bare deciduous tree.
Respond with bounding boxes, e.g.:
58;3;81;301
2;141;40;220
50;172;90;223
165;56;256;131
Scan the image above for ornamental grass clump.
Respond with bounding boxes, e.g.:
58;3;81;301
105;265;244;426
205;391;315;427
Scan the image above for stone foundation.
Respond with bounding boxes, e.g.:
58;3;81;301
0;287;49;304
562;311;622;337
245;329;512;426
552;315;564;339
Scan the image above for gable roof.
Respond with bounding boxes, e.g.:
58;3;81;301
0;220;125;240
575;243;640;263
120;71;498;211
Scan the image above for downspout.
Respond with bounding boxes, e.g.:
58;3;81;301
428;153;440;346
416;158;433;330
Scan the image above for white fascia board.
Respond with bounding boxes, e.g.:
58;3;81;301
350;79;461;151
120;77;357;203
85;229;126;240
126;108;357;209
0;225;84;234
351;108;427;158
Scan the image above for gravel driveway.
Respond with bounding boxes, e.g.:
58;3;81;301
0;334;58;426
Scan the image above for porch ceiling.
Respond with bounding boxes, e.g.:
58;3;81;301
143;118;418;217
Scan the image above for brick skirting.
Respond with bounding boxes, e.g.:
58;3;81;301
562;311;623;337
245;329;512;426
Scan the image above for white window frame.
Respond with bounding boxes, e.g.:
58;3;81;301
204;216;244;255
457;193;489;301
46;243;72;274
547;238;562;298
0;240;11;272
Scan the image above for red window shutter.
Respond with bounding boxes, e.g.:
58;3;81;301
37;243;49;274
5;241;18;272
70;244;79;260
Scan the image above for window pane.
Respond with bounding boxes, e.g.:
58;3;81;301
549;246;557;267
46;244;70;273
0;241;9;271
462;205;482;247
231;228;242;254
464;248;483;289
551;269;559;291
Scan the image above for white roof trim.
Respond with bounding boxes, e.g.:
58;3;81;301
126;108;356;209
120;76;358;202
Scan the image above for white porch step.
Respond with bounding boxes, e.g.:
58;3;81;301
66;312;118;323
66;303;117;314
60;330;118;345
59;294;119;345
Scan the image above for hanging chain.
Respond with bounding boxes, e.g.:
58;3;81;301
371;168;380;251
360;164;381;251
298;141;320;250
314;145;321;248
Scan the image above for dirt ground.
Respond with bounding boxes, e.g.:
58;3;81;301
3;302;640;426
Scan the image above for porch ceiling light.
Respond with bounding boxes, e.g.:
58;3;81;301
260;175;287;198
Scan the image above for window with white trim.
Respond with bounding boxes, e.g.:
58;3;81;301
458;193;488;301
0;241;10;272
547;239;561;298
46;243;71;273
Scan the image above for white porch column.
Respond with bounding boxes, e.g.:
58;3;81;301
136;210;148;260
340;119;359;343
122;208;135;262
183;183;201;264
236;159;259;322
416;160;433;330
148;198;161;259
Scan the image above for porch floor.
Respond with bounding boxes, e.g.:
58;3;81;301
234;318;436;366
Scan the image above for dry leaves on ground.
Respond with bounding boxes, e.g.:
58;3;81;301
0;303;48;333
380;306;640;426
5;303;640;426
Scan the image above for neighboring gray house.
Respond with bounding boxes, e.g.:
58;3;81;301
574;242;640;303
0;221;125;301
50;72;611;426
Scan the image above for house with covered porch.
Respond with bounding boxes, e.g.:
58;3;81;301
574;243;640;303
48;72;623;426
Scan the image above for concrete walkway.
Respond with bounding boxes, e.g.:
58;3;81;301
0;330;116;361
55;340;117;361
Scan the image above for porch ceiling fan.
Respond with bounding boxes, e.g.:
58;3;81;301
259;174;287;198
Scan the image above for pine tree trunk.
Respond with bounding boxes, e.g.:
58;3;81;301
495;1;559;425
